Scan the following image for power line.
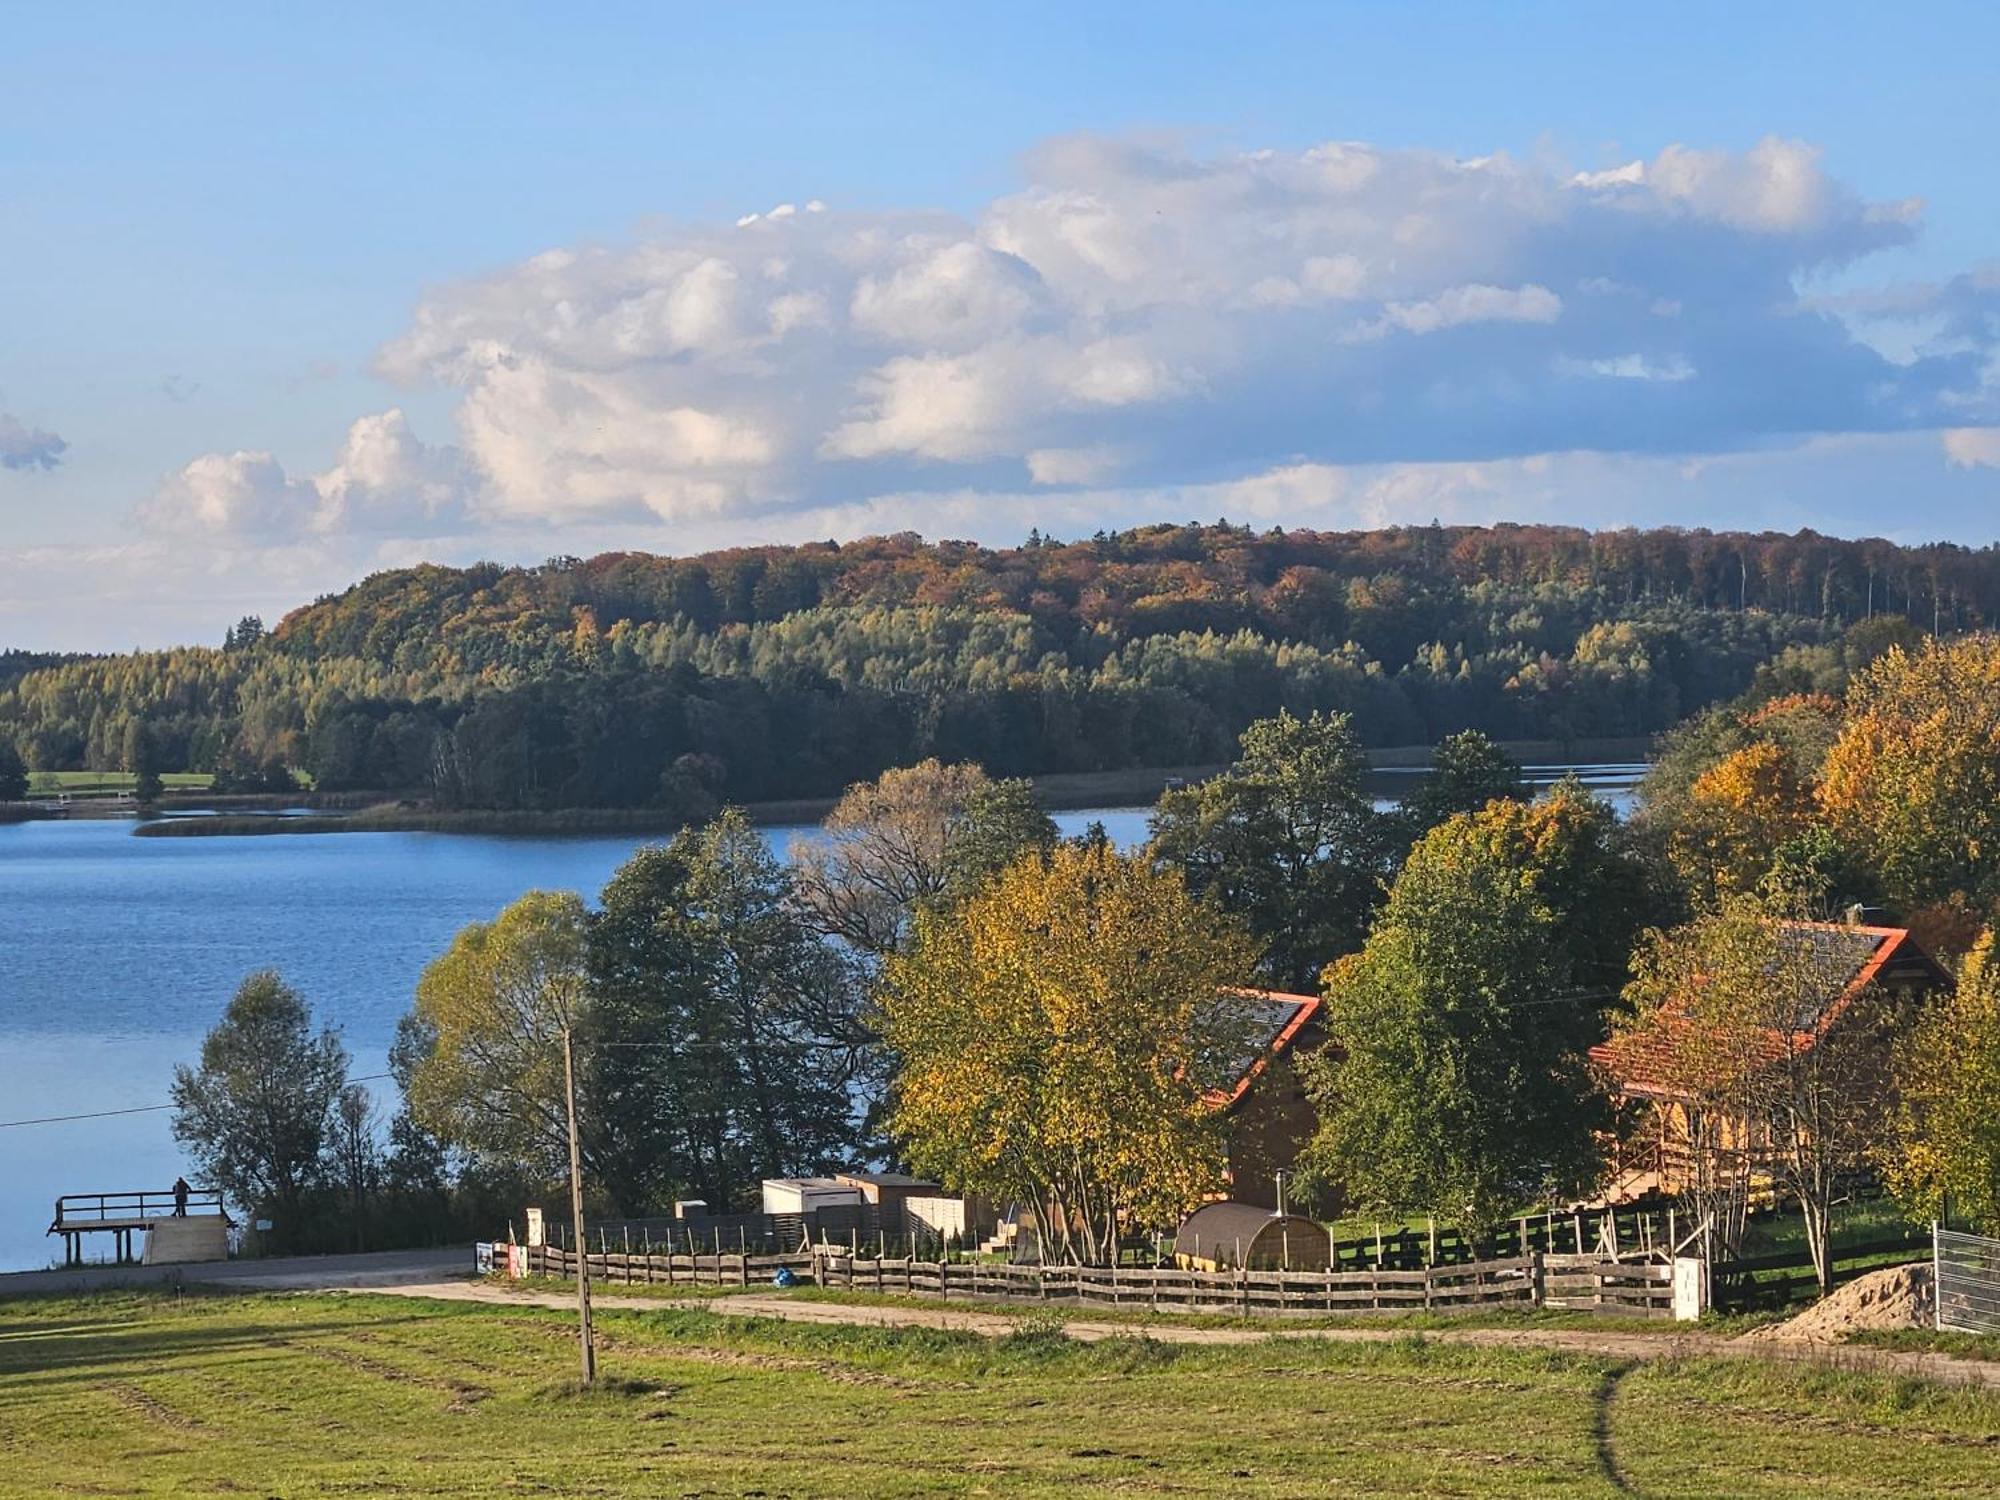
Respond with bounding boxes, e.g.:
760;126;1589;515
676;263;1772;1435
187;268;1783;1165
0;1072;394;1131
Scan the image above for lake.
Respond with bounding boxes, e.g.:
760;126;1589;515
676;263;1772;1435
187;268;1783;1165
0;766;1636;1271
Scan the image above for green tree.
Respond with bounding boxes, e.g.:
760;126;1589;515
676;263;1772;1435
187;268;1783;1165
1150;710;1394;989
792;759;1056;957
170;971;349;1250
1401;729;1522;834
1884;929;2000;1230
881;842;1259;1264
0;738;26;801
125;719;163;803
1302;787;1643;1233
586;810;863;1212
400;890;590;1185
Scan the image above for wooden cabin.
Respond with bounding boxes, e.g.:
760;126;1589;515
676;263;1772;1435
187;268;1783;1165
1591;920;1951;1200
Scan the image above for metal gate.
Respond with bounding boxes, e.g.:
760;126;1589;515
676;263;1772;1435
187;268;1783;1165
1934;1227;2000;1334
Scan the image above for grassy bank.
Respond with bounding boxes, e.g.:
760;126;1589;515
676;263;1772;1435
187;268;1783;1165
25;769;213;796
1;1289;1993;1497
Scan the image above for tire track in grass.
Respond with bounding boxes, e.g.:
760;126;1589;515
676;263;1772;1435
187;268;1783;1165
1590;1362;1640;1496
99;1379;204;1434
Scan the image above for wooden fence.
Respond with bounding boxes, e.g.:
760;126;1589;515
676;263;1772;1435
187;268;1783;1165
525;1244;816;1287
814;1251;1671;1316
511;1244;1672;1318
1711;1231;1931;1311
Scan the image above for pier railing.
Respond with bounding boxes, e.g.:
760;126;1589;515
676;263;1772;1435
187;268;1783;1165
51;1189;225;1229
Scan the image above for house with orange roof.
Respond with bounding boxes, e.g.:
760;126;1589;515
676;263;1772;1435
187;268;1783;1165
1207;988;1327;1210
1590;919;1950;1201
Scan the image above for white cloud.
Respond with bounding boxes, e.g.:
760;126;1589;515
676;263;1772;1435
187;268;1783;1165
149;131;1996;545
143;410;473;537
1944;427;2000;468
142;450;319;535
0;413;67;471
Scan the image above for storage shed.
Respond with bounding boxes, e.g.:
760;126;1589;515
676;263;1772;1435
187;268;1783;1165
1173;1202;1331;1271
760;1177;864;1217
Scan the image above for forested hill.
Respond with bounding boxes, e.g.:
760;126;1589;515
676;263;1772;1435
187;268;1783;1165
5;521;1994;810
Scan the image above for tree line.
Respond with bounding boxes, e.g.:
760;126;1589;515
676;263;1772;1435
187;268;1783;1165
17;520;1984;808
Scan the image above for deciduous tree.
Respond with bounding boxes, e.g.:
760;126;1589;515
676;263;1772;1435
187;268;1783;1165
1150;710;1394;989
400;890;590;1185
587;810;864;1212
1302;785;1642;1233
792;759;1056;957
170;971;348;1250
1884;929;2000;1230
1819;634;2000;918
1401;728;1522;834
1609;896;1911;1290
880;842;1258;1264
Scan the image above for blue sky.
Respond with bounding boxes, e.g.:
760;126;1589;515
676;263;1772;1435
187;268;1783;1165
4;2;1999;648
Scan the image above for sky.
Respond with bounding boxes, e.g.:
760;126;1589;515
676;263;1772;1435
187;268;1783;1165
4;1;1999;651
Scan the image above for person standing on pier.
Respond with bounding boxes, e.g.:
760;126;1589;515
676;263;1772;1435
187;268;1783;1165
172;1177;189;1217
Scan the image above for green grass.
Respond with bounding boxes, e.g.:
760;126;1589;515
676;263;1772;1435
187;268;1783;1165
1739;1198;1924;1258
26;769;213;796
1850;1328;2000;1364
1;1290;1995;1497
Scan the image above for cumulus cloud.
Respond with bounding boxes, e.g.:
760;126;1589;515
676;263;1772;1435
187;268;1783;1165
156;131;1998;542
143;409;472;537
0;413;67;472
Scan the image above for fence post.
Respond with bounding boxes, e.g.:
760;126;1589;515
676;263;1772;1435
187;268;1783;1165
1530;1251;1545;1310
1932;1221;1942;1333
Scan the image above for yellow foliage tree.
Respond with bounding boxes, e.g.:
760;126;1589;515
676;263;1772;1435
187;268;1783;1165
879;842;1258;1264
1884;930;2000;1229
1819;635;2000;915
1669;740;1817;898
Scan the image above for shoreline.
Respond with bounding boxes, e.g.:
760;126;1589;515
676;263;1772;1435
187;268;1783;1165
98;735;1652;839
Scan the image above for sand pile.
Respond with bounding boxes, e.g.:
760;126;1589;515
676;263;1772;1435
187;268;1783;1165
1740;1262;1933;1343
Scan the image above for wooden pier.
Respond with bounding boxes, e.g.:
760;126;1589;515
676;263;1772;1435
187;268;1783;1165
48;1189;227;1266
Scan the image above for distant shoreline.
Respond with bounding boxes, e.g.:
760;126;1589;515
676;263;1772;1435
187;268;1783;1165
108;735;1652;839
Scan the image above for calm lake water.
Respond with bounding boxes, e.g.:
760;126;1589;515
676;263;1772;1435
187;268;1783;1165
0;766;1636;1272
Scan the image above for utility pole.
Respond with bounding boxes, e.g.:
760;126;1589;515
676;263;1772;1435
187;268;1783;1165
562;1025;596;1384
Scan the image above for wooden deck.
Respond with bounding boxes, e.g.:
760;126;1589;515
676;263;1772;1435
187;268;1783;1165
48;1189;227;1266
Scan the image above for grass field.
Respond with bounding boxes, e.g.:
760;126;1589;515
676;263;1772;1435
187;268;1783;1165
1;1291;1996;1497
25;770;213;796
